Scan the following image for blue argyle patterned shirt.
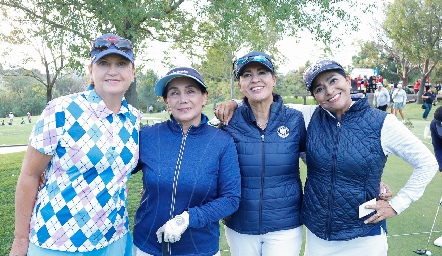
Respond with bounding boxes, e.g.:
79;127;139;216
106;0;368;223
28;88;140;252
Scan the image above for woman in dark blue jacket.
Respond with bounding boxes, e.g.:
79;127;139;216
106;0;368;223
301;59;437;255
219;52;306;256
132;67;241;256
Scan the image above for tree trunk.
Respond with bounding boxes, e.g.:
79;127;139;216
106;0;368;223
417;59;431;104
125;79;138;108
46;84;53;103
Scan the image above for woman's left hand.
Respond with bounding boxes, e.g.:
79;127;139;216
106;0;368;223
364;200;397;224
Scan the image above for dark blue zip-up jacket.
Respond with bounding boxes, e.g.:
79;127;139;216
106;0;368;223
133;114;241;256
222;94;306;235
301;97;387;241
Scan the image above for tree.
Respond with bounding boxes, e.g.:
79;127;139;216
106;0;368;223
0;0;368;106
0;7;72;102
1;70;46;117
136;69;160;113
384;0;442;103
54;72;88;97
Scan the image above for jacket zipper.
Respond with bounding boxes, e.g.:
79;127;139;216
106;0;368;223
259;133;265;234
167;125;191;254
326;121;340;240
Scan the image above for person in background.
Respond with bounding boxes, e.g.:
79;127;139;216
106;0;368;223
387;84;395;114
27;112;31;123
422;86;437;120
391;83;407;123
367;75;375;93
378;75;383;85
8;111;14;125
430;106;442;247
436;82;441;93
215;51;306;256
132;67;241;256
10;33;140;256
373;83;390;111
299;58;437;256
414;79;421;94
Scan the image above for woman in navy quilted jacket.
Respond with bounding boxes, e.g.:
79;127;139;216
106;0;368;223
218;51;306;256
301;59;438;255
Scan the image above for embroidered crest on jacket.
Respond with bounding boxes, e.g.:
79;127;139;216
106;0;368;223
278;126;289;138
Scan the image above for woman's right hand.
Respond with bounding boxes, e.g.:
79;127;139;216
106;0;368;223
214;100;238;126
9;237;29;256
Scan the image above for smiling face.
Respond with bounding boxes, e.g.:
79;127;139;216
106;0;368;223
311;70;353;119
238;62;276;104
165;77;208;131
89;54;135;99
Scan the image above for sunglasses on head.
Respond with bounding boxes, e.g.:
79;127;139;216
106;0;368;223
92;36;133;52
234;55;272;67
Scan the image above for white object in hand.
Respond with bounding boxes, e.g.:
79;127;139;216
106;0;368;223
156;211;190;243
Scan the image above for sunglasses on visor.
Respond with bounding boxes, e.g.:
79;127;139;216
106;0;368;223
234;55;273;67
92;36;133;52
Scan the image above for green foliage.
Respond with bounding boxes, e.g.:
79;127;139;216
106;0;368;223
0;0;368;107
136;70;163;113
0;73;46;117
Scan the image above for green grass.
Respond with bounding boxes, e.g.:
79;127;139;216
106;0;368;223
1;100;441;255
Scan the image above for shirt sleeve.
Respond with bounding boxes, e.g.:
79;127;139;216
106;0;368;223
187;137;241;228
29;98;65;155
285;104;318;129
381;114;438;214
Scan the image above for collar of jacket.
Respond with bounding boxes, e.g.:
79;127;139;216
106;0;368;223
240;93;283;129
319;97;369;121
167;113;209;135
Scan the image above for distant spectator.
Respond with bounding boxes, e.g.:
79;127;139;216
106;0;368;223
392;84;407;123
414;79;421;94
1;120;4;126
436;82;441;93
423;86;437;120
367;75;375;93
148;105;153;114
378;75;383;85
27;112;31;123
373;83;390;111
8;112;14;125
388;84;395;114
20;118;25;124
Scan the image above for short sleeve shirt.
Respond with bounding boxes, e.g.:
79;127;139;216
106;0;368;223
28;89;140;252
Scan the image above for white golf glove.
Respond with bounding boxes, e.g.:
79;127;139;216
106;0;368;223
157;211;189;243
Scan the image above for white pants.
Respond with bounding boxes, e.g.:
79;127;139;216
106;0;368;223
225;226;303;256
304;228;388;256
132;245;221;256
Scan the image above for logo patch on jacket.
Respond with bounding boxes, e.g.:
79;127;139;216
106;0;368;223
277;126;289;138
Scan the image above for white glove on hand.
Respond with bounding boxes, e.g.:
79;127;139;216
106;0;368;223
156;211;189;243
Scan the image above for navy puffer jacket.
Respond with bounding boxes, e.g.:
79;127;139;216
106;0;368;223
222;94;306;235
301;97;387;241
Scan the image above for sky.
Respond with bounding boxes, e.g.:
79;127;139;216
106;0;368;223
0;0;386;77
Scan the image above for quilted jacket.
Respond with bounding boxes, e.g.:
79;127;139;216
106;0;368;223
222;94;306;235
301;97;387;241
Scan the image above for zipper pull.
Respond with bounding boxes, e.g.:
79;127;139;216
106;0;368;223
337;122;341;128
261;134;265;142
